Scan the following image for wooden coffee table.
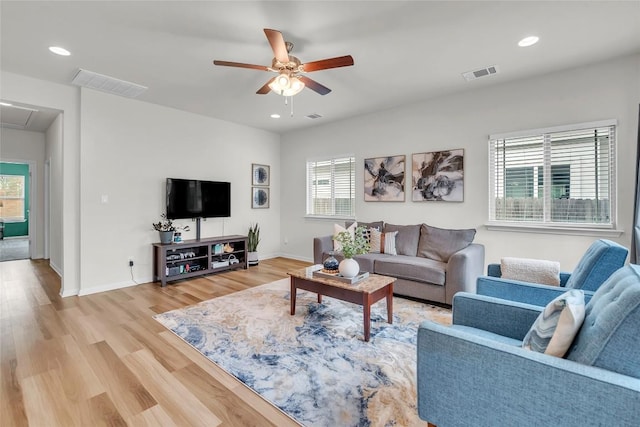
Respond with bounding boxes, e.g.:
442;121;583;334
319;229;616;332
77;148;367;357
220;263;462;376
288;266;396;341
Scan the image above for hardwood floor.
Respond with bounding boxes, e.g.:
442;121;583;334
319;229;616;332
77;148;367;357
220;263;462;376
0;257;311;426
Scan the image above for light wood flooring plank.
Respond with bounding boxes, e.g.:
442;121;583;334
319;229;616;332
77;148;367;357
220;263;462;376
79;340;157;419
1;257;311;426
123;348;222;427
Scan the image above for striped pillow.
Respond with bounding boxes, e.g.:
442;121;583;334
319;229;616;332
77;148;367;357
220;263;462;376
522;289;585;357
368;229;398;255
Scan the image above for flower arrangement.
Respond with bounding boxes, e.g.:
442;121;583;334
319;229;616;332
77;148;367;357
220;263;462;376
152;214;190;232
333;225;370;259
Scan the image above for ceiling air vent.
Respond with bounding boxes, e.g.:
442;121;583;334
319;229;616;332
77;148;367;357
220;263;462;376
71;69;148;98
462;65;499;82
306;113;323;120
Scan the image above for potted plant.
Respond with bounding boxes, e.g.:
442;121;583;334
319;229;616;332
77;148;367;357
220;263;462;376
333;225;370;277
247;222;260;266
152;214;190;244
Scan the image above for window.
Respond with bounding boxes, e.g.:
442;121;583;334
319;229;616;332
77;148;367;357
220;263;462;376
306;155;355;218
0;175;26;221
489;120;616;229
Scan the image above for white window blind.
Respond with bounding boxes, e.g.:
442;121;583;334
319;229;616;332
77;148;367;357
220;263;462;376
306;156;355;218
489;120;616;228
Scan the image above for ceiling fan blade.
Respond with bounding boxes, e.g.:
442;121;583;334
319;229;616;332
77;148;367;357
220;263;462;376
264;29;289;63
213;60;269;71
256;77;276;95
302;55;354;72
298;76;331;95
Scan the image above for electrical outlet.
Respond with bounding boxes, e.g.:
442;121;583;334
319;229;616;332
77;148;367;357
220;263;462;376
129;260;134;267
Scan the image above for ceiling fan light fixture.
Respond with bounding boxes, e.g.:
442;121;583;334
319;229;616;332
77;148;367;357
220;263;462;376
268;74;304;96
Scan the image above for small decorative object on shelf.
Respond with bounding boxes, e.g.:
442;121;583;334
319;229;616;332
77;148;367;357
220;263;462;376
152;214;190;244
323;251;339;273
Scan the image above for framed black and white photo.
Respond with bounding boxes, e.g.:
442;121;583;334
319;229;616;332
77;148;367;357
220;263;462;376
412;149;464;202
252;163;270;186
252;187;270;209
364;155;406;202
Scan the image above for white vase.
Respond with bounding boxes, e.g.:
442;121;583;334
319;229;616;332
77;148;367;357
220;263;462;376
339;258;359;278
247;251;259;266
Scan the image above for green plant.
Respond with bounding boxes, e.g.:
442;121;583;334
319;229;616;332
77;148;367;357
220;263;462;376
152;214;190;232
333;226;370;259
248;223;260;252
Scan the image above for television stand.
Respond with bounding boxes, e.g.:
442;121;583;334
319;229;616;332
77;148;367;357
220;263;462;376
152;235;248;286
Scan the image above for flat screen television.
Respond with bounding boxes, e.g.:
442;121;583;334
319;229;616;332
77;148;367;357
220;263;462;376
166;178;231;219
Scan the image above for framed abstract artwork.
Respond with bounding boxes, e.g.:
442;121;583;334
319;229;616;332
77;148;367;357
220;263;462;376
412;149;464;202
364;155;406;202
252;163;270;186
252;187;270;209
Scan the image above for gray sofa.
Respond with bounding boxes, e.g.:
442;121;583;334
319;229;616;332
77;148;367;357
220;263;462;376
313;221;485;305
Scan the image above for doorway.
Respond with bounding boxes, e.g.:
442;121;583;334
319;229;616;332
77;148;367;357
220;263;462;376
0;161;31;261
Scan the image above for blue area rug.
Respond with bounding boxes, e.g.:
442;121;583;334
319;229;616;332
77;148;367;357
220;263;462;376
154;278;451;426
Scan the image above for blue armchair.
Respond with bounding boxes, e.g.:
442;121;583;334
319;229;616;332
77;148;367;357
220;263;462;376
417;264;640;426
477;239;628;306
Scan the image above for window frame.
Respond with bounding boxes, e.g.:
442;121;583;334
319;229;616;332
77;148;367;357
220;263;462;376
487;119;621;237
305;154;356;220
0;174;26;222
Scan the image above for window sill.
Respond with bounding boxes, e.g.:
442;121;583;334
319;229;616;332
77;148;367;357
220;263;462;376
485;222;623;237
305;215;356;222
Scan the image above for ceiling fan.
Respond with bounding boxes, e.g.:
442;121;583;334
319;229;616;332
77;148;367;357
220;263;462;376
213;28;354;97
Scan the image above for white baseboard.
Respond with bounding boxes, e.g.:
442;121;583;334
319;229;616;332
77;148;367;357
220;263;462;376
60;287;79;297
78;277;153;296
277;252;313;263
49;261;62;277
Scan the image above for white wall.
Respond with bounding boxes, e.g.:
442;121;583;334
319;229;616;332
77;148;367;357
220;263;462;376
280;54;640;271
0;127;46;258
45;113;64;274
1;72;79;296
78;89;281;294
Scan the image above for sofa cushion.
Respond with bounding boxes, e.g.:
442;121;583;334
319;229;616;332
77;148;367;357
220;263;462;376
354;253;393;273
417;224;476;262
383;223;420;256
501;257;561;286
522;289;585;357
375;255;446;285
566;265;640;378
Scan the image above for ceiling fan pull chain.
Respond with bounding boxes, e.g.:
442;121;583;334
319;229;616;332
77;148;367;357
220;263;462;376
290;95;294;117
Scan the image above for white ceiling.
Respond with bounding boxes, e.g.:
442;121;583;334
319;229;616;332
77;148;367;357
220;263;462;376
1;1;639;134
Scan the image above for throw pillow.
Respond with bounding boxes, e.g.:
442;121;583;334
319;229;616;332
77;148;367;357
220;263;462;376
345;221;382;245
522;289;586;357
333;222;357;252
501;257;561;286
368;229;398;255
417;224;476;262
383;224;420;256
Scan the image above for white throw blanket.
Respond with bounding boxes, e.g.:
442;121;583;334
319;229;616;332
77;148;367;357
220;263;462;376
501;257;561;286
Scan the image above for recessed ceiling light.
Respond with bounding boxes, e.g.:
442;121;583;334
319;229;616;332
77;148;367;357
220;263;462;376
270;113;281;119
518;36;539;47
49;46;71;56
